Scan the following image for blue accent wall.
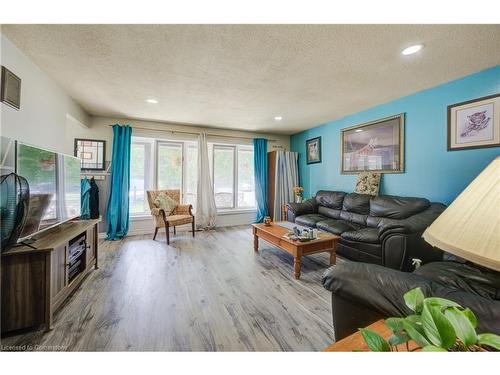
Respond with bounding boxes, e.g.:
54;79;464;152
291;66;500;205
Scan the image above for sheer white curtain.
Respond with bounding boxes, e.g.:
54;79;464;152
273;151;299;221
196;133;217;229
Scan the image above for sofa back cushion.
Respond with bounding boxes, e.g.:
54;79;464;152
342;193;371;215
370;195;430;219
339;211;368;226
315;190;346;209
318;206;342;219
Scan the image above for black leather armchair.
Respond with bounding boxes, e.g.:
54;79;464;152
322;261;500;340
287;191;445;271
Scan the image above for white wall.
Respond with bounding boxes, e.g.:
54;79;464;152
0;34;90;152
1;32;290;236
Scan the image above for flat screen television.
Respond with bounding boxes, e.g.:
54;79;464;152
16;142;81;241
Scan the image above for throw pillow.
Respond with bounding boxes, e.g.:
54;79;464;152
154;192;178;215
355;172;381;196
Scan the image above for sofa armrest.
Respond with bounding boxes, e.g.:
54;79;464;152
286;199;317;222
322;262;500;336
151;207;161;216
378;202;446;241
322;262;433;318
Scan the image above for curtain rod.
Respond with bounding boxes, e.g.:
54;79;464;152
107;124;277;142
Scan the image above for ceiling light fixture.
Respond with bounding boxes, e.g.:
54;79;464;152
274;116;283;121
355;129;363;132
146;98;158;104
402;44;424;56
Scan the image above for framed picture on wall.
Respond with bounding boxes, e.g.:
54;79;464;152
306;136;322;164
447;93;500;151
1;66;21;110
341;114;405;174
74;138;106;170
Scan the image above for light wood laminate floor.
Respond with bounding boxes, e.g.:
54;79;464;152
1;226;337;351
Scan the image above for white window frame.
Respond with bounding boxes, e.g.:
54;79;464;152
130;137;197;218
212;143;255;211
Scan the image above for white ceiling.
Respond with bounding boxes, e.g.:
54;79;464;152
2;24;500;135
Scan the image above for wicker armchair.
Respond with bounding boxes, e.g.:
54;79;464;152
146;189;195;245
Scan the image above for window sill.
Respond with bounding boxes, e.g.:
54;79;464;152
130;214;152;221
217;208;256;216
130;209;256;220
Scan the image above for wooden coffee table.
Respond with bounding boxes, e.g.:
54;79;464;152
252;222;339;279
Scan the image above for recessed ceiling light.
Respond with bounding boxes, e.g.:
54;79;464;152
146;98;158;104
402;44;423;56
355;129;363;133
274;116;283;121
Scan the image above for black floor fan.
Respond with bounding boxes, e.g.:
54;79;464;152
0;172;30;251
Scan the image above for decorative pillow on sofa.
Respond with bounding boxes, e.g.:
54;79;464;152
154;192;178;215
355;172;381;196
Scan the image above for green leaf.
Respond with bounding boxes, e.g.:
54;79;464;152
405;314;421;324
422;345;448;352
359;329;391;352
385;317;405;334
421;304;456;349
462;308;478;329
404;287;425;313
388;333;410;346
402;319;430;348
477;333;500;350
424;297;461;311
444;308;477;346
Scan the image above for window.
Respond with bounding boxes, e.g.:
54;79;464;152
129;137;255;217
129;137;197;216
237;148;255;208
157;142;182;190
129;141;152;215
212;144;255;210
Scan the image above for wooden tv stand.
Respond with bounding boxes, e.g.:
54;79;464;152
1;219;100;335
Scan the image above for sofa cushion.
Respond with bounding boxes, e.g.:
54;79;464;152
370;195;430;219
317;219;362;235
414;261;500;300
315;190;346;209
318;206;342;219
341;227;380;244
339;210;368;226
342;193;371;214
295;214;327;228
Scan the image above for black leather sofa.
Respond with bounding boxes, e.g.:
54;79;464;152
322;260;500;340
286;191;446;271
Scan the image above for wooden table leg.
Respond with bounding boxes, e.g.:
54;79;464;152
329;250;336;265
293;256;301;279
253;232;259;253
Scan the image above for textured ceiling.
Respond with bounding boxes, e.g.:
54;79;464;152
2;24;500;134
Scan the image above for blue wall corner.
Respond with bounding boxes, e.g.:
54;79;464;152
291;66;500;204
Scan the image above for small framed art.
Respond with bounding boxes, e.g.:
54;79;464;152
448;94;500;151
74;138;106;170
306;136;322;164
1;66;21;110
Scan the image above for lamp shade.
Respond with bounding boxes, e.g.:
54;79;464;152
423;157;500;271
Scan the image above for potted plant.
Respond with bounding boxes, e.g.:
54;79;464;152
360;287;500;352
293;186;304;203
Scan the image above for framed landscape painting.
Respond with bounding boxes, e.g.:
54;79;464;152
447;94;500;151
341;114;405;174
306;136;322;164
